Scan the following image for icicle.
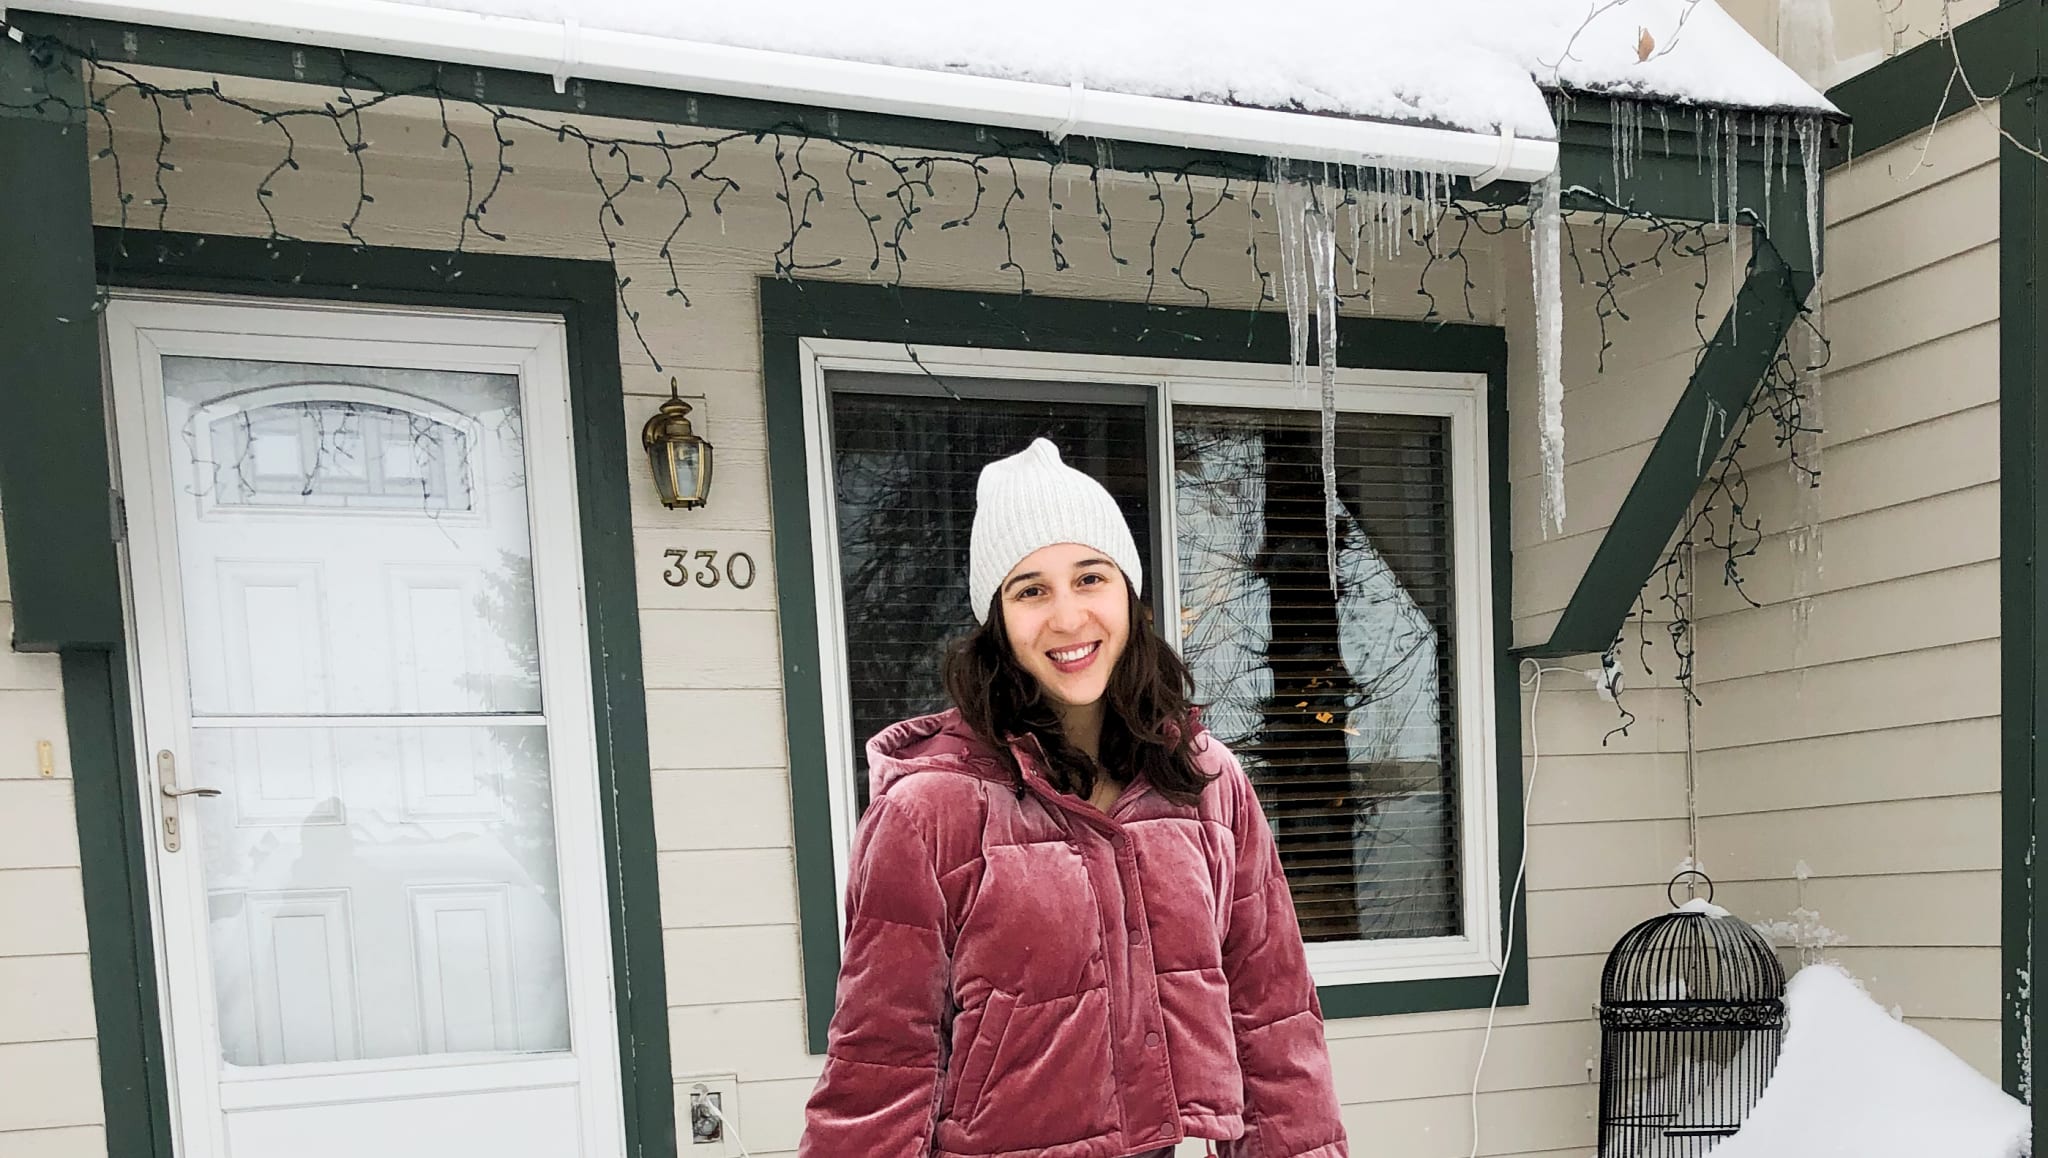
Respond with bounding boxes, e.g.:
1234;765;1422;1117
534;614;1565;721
1728;115;1742;309
1347;167;1365;291
1612;104;1623;195
1761;115;1774;235
1707;111;1721;226
1307;178;1343;594
1531;169;1566;537
1659;105;1670;157
1272;161;1311;392
1799;115;1823;286
1270;162;1349;590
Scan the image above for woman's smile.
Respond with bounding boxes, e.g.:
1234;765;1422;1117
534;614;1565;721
1047;640;1102;672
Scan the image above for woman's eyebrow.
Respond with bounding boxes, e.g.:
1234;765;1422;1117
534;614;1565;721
1003;570;1043;593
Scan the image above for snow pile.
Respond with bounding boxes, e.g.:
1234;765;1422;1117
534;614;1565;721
387;0;1834;139
1707;965;2030;1158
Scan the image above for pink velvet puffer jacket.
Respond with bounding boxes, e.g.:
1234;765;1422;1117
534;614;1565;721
797;709;1348;1158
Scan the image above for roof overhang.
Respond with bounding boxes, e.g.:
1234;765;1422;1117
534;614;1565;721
21;0;1565;183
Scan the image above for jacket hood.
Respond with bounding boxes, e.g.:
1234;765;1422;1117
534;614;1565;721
865;709;1012;800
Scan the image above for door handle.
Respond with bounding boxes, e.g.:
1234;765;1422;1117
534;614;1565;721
156;749;219;852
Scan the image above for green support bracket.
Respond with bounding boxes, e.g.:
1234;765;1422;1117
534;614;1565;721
0;35;122;650
1518;227;1814;660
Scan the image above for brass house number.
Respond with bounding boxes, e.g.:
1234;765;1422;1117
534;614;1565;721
663;548;757;590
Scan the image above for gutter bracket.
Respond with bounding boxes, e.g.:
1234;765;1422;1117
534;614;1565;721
552;14;580;95
1048;79;1085;145
1469;124;1518;189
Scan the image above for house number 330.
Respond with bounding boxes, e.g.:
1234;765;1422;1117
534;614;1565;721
663;548;757;590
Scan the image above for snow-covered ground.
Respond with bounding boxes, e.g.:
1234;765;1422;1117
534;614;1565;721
1708;965;2030;1157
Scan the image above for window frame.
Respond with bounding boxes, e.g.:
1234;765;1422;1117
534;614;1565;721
797;338;1502;984
761;278;1523;1049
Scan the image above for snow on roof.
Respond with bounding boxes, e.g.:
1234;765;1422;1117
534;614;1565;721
391;0;1836;140
1708;965;2029;1158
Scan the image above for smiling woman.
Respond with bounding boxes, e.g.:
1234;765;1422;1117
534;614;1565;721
798;438;1348;1158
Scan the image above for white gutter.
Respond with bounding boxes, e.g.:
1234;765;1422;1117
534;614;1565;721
29;0;1559;184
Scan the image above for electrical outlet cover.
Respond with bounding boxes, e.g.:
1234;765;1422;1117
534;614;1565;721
677;1074;742;1157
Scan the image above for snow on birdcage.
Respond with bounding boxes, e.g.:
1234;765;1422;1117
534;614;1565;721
1597;872;1786;1158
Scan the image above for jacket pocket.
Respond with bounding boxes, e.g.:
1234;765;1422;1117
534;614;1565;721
950;989;1016;1127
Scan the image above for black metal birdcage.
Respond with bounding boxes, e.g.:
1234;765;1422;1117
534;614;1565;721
1597;872;1786;1157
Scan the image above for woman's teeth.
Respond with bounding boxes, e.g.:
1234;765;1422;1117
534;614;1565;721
1050;642;1099;663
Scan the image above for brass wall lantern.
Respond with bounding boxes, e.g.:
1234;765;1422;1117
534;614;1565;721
643;377;714;509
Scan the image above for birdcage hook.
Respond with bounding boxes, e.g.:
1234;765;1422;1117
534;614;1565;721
1667;869;1715;908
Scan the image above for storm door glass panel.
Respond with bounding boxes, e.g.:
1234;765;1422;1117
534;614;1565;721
1174;406;1459;942
159;356;571;1067
828;377;1152;813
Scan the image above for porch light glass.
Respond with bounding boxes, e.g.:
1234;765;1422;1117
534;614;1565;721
642;377;714;509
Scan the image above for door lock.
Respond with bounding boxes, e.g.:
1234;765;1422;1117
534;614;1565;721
157;749;220;852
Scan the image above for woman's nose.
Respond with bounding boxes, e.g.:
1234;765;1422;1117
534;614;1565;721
1047;590;1088;633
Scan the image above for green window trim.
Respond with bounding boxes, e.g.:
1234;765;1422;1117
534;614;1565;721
759;277;1526;1053
12;223;677;1158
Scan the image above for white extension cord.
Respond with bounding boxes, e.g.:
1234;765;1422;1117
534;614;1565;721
1465;657;1614;1158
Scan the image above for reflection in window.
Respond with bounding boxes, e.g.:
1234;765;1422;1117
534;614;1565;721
1175;406;1459;943
207;401;475;511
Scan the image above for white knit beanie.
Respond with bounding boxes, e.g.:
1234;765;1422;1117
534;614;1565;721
968;438;1143;623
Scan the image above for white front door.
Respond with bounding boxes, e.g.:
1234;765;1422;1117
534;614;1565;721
106;296;627;1158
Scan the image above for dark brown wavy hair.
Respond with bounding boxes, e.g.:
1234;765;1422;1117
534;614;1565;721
942;580;1215;806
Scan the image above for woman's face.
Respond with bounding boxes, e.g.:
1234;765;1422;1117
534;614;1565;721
997;542;1131;712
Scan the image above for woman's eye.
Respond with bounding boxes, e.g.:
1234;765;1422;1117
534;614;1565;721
1078;572;1105;587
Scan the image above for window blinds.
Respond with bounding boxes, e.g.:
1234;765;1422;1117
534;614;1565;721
828;382;1152;812
1175;406;1460;943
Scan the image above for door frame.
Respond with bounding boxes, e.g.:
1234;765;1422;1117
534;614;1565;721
106;295;628;1155
50;229;674;1158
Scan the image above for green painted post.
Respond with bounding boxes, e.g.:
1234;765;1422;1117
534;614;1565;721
0;37;122;649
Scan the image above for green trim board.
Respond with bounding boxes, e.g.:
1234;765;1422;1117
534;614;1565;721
759;277;1527;1054
2002;73;2046;1123
0;36;123;651
62;649;177;1158
1518;232;1815;660
1826;0;2041;163
35;227;678;1157
1551;100;1823;229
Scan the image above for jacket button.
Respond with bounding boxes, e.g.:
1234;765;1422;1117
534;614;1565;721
1145;1032;1161;1049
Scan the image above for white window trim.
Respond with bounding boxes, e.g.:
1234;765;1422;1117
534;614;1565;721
797;337;1503;990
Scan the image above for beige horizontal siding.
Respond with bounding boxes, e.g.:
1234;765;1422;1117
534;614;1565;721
84;66;1489;1155
1688;110;2004;1084
38;53;1951;1158
0;508;101;1157
0;487;102;1158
